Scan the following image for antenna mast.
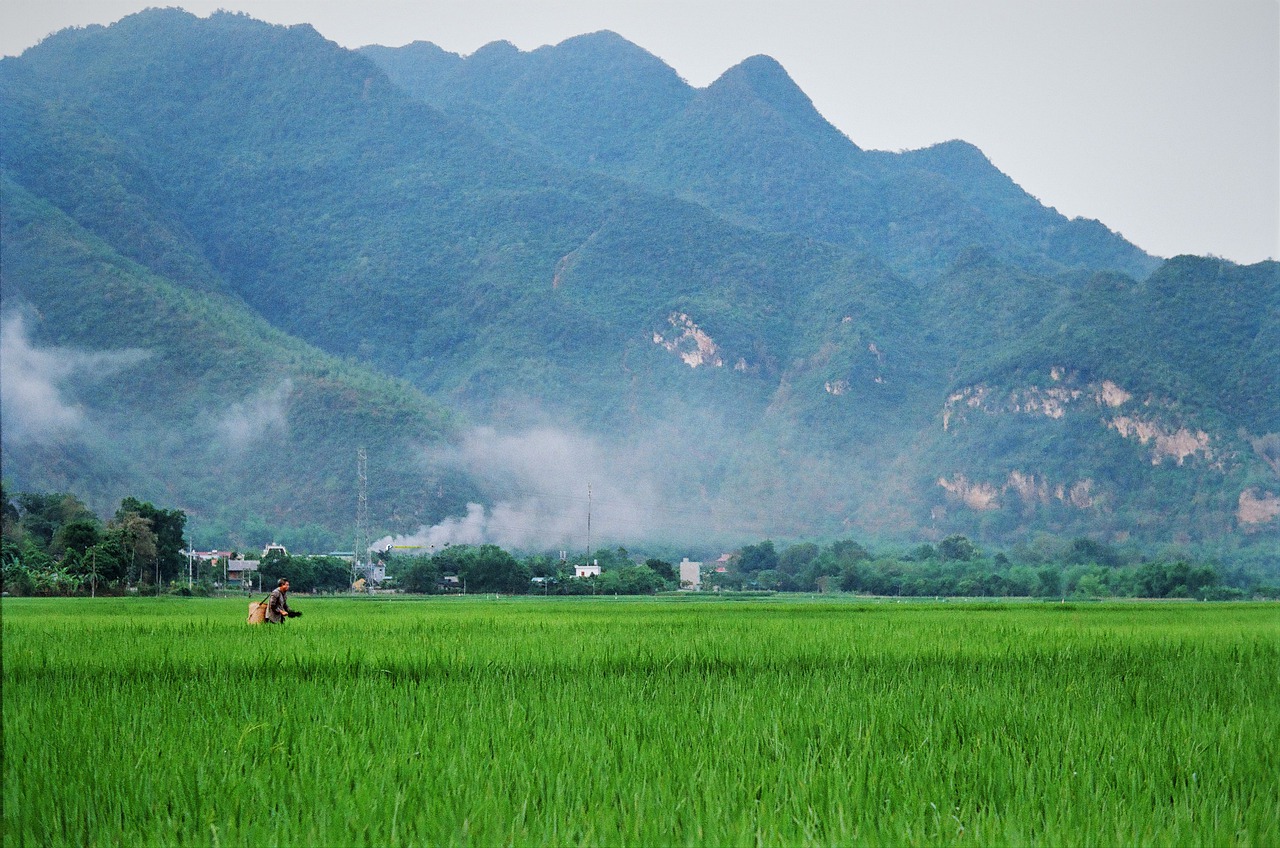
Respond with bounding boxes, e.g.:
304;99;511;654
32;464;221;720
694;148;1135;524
586;483;592;564
354;446;369;591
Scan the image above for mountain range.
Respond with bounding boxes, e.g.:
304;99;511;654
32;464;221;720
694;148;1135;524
1;9;1276;561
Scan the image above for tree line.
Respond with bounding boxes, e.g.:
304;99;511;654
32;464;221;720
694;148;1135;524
3;487;1274;599
704;537;1269;600
2;485;187;596
381;544;674;596
376;535;1272;600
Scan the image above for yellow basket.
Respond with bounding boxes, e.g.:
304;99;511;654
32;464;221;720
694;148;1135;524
247;601;267;625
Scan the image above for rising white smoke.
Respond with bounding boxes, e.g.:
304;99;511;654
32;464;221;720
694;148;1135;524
374;500;575;552
370;398;871;555
374;424;697;552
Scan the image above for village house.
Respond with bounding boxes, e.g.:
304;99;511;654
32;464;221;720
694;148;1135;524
679;557;702;590
192;547;266;589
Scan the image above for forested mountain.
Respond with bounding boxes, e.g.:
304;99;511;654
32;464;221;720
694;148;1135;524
363;33;1159;283
2;10;1276;556
1;174;471;548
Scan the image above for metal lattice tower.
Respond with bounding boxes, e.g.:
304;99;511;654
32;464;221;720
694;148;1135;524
353;446;369;591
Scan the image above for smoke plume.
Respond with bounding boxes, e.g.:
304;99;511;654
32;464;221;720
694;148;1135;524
374;424;709;553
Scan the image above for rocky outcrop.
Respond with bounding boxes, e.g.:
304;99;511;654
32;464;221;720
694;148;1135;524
943;370;1217;467
1107;416;1213;466
1237;489;1280;527
653;313;723;368
938;471;1095;512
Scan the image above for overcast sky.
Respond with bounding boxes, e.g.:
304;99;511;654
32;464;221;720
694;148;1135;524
3;1;1277;264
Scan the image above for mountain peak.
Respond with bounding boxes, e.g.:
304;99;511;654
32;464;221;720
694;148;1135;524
470;39;521;59
389;40;454;57
724;53;790;79
710;54;808;106
534;30;686;82
703;53;854;149
554;30;641;52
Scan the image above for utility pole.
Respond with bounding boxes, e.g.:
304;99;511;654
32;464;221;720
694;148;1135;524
586;483;592;565
353;446;369;592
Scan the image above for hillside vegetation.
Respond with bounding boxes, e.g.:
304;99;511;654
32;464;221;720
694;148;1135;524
1;174;468;544
1;10;1276;556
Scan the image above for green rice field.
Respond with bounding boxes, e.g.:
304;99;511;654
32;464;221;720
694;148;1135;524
3;596;1278;846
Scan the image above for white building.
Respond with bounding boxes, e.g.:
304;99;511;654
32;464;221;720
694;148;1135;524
575;562;602;578
679;558;702;590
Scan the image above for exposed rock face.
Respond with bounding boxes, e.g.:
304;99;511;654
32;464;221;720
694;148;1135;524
1066;480;1096;509
1237;489;1280;526
653;313;723;368
944;382;1087;429
1004;471;1095;509
945;373;1098;428
930;367;1280;537
937;475;1001;510
939;471;1095;512
1097;380;1131;408
943;385;990;431
1107;416;1213;466
942;371;1217;467
1249;433;1280;476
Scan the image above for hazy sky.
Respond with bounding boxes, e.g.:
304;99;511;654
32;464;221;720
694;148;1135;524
3;1;1277;264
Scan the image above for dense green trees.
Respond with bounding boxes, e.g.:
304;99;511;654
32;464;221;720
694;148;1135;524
938;534;980;562
116;497;187;585
689;534;1269;600
643;558;676;581
3;485;1272;598
383;545;532;594
257;551;350;594
1;488;187;595
365;533;1271;599
13;493;96;551
460;545;531;594
389;554;440;594
736;541;779;574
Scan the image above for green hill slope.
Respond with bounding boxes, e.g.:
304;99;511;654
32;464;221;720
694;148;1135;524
2;10;1275;553
364;34;1160;283
1;175;469;548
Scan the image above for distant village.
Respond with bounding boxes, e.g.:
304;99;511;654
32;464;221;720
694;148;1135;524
195;544;727;593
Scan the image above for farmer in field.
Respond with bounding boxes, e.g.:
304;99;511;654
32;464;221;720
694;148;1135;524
266;578;300;623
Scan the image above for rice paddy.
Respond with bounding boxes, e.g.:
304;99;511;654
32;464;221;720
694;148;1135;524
3;596;1277;846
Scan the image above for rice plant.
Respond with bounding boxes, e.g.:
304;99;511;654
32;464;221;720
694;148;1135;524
3;597;1277;845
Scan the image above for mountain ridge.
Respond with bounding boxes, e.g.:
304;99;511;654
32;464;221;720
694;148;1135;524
363;31;1159;282
2;10;1274;557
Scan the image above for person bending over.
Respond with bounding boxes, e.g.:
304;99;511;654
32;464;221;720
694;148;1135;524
266;578;301;623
